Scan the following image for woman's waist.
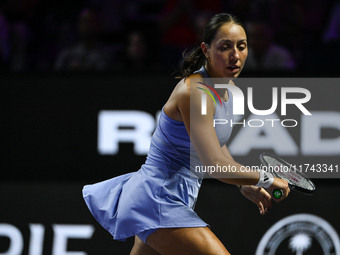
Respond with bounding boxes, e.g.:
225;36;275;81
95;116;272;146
146;143;189;167
144;146;205;180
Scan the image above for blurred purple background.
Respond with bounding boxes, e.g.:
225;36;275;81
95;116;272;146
0;0;339;74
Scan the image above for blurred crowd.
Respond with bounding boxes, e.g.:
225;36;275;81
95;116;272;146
0;0;339;73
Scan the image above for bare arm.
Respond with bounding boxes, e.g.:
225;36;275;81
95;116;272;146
175;76;289;203
162;75;290;214
221;144;233;160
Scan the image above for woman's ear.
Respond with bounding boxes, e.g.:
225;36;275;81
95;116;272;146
201;42;209;59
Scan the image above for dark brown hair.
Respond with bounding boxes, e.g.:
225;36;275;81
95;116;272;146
178;13;245;78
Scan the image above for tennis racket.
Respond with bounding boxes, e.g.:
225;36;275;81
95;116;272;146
259;153;316;199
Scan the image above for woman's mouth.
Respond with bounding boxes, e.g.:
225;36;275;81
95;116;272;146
227;66;240;72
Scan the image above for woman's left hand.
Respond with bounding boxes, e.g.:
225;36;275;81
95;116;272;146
239;185;272;215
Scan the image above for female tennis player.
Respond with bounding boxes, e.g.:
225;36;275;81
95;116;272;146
83;13;290;255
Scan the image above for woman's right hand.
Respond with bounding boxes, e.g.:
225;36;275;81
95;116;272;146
266;178;290;202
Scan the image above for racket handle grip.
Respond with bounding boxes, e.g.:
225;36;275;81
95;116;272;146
273;189;283;199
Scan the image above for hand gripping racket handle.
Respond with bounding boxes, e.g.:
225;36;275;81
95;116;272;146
273;189;283;199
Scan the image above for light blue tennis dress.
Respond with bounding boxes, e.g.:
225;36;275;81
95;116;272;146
82;66;234;243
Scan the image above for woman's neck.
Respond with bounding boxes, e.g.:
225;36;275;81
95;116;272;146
204;63;230;102
204;63;220;78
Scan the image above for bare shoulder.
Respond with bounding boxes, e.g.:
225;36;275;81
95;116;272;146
164;73;204;121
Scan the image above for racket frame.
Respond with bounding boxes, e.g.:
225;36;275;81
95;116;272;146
259;152;316;195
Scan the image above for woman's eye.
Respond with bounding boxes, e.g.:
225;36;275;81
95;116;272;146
220;46;229;51
238;45;246;51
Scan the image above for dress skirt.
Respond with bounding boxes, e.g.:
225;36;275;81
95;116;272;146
82;154;208;241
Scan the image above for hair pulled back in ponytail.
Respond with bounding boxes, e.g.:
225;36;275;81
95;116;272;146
179;47;206;78
178;13;244;78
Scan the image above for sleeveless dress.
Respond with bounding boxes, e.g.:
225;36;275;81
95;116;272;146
82;66;234;242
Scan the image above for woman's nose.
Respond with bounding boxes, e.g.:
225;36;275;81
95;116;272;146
230;48;240;61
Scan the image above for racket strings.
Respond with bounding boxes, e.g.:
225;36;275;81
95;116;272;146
262;156;315;190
